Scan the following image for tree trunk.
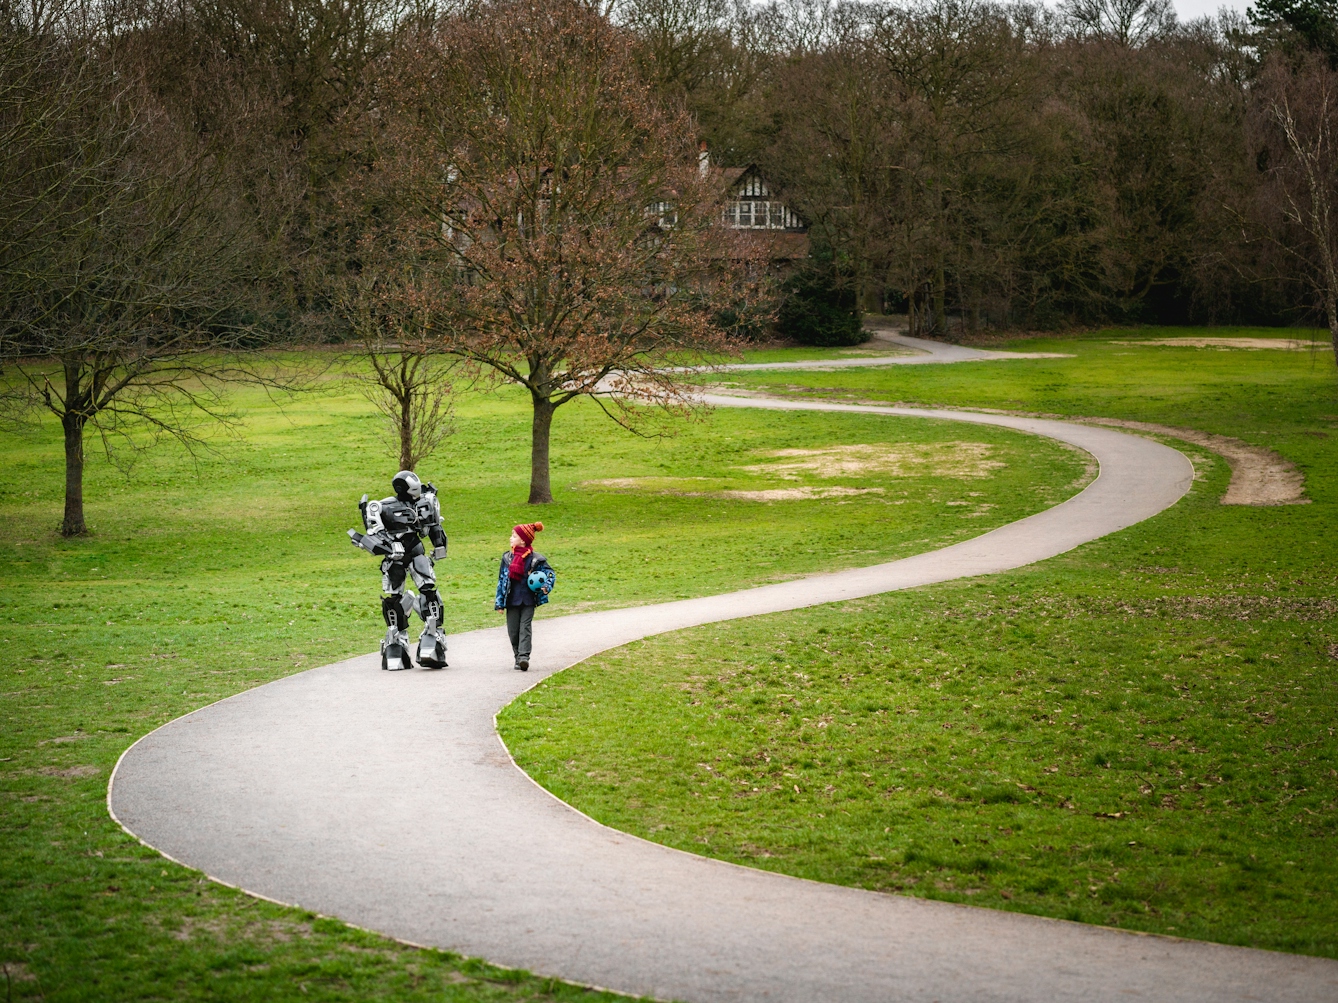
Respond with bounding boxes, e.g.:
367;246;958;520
861;280;881;316
61;410;87;537
528;395;556;504
1323;246;1338;371
399;391;414;471
1327;292;1338;371
933;261;947;337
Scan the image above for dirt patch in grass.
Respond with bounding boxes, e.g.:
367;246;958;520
578;440;1015;502
743;442;1005;480
1083;418;1307;506
577;478;888;502
1;962;37;984
718;486;887;502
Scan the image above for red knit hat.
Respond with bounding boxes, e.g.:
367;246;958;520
514;522;543;546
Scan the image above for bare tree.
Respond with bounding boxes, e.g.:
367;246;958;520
1253;52;1338;363
0;36;280;535
764;8;896;319
1060;0;1175;47
767;0;1043;334
342;270;459;471
759;0;1259;331
619;0;774;161
380;0;762;503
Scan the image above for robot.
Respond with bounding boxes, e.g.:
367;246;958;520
347;470;448;671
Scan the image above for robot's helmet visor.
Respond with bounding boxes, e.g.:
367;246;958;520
392;470;423;502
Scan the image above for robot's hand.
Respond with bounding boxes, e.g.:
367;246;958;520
432;545;446;560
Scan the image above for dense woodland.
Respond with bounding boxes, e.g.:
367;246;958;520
3;0;1338;339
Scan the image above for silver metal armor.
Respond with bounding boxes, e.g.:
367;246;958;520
348;470;449;670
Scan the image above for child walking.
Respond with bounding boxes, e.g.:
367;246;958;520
495;521;553;671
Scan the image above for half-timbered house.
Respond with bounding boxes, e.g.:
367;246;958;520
702;147;810;267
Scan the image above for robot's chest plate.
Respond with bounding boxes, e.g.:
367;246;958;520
379;500;436;537
379;499;420;533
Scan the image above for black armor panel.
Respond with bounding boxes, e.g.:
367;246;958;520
377;498;419;534
371;493;442;547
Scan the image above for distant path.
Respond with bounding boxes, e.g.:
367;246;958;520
719;331;1071;372
109;400;1337;1003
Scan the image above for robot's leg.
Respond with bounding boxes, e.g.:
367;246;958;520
380;598;413;671
410;555;448;669
380;560;414;671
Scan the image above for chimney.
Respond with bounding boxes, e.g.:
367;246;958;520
698;140;710;179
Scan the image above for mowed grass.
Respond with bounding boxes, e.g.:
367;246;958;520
0;371;1085;1000
499;328;1338;958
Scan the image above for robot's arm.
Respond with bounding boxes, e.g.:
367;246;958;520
348;529;400;557
350;495;403;557
425;489;447;559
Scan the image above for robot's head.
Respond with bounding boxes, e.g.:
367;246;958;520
392;470;423;502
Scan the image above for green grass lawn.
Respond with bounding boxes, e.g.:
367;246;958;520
732;340;916;364
499;327;1338;959
0;371;1085;1000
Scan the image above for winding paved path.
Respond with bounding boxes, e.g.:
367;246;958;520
716;331;1071;371
109;399;1337;1003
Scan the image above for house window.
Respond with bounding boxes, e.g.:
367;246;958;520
648;200;677;228
719;172;802;230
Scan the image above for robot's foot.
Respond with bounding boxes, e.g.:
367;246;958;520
416;617;447;669
417;631;448;669
381;637;413;671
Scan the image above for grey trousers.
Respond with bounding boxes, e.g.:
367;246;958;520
506;604;535;661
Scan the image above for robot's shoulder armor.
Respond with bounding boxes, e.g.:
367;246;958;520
416;491;440;523
364;497;384;530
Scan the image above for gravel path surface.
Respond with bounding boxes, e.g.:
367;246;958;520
108;401;1338;1003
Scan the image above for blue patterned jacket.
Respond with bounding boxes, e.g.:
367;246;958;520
495;550;553;610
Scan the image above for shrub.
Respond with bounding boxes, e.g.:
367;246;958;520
776;269;868;346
